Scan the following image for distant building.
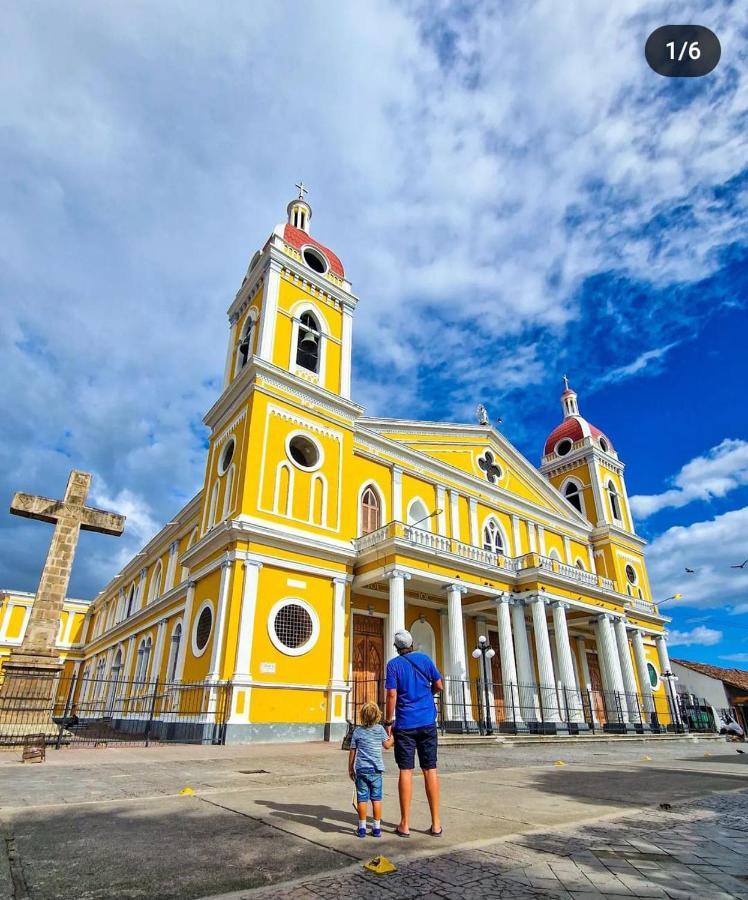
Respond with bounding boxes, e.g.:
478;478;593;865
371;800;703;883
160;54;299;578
672;659;748;735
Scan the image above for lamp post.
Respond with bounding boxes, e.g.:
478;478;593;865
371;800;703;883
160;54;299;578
472;635;496;736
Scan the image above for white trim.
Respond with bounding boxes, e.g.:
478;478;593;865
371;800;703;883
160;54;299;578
191;599;215;658
449;490;461;541
166;619;184;681
357;480;387;537
480;514;509;556
222;464;236;520
273;461;295;517
309;472;328;526
285;429;324;472
217;437;236;476
147;560;163;606
299;244;329;275
560;476;586;519
574;557;588;571
391;466;403;521
406;496;431;530
257;260;281;362
289;301;328;385
267;597;320;657
340;307;353;399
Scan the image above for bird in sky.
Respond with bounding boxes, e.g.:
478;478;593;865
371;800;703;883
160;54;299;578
730;560;748;569
685;568;696;574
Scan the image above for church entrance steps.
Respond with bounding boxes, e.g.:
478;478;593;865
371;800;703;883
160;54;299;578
438;732;727;747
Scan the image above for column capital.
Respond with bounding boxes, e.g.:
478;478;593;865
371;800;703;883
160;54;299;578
140;567;148;579
169;539;180;553
385;567;411;581
492;593;512;606
220;558;233;570
551;600;570;611
187;580;197;590
443;582;468;595
655;631;668;642
331;575;350;586
530;592;550;606
242;559;263;571
594;612;614;623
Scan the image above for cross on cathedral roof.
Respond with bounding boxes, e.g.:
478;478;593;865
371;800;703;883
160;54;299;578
295;180;308;200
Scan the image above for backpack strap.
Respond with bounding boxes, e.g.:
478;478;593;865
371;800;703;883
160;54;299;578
400;652;433;687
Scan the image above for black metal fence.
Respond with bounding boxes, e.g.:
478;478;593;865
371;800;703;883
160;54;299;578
0;670;233;750
346;676;716;737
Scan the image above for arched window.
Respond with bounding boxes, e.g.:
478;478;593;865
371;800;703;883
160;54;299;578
407;498;430;529
167;623;182;681
564;480;583;514
575;558;586;571
134;637;152;686
310;473;326;525
207;480;220;530
235;315;255;373
273;462;294;516
147;561;163;605
360;486;382;535
548;548;562;562
608;480;622;521
483;519;504;554
94;657;107;700
296;312;320;373
126;584;136;618
222;464;235;519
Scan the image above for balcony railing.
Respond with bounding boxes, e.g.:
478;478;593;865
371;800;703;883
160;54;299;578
354;522;623;594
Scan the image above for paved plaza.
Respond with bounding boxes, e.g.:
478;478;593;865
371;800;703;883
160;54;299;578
1;737;747;899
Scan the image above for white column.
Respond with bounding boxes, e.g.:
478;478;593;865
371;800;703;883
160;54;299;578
576;636;596;723
631;628;655;713
151;617;169;682
340;306;353;399
207;561;233;680
392;466;403;521
233;561;262;678
329;576;349;724
257;260;281;361
449;490;460;540
494;596;522;723
527;522;538;553
511;515;521;556
175;581;196;682
552;602;583;722
469;498;478;546
530;595;560;721
510;599;537;721
655;633;679;728
614;617;641;723
436;486;447;536
445;583;471;719
385;569;409;661
655;633;672;673
594;614;629;723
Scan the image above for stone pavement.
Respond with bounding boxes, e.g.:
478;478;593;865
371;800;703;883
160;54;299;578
1;738;748;899
218;791;748;900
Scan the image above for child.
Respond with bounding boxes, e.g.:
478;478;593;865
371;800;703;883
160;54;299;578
348;701;394;837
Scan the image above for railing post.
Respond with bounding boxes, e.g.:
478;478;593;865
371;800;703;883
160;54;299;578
144;679;159;747
509;680;516;732
55;671;78;750
587;688;595;734
563;686;571;731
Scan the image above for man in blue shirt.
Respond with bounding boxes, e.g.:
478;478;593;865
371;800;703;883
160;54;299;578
384;629;443;837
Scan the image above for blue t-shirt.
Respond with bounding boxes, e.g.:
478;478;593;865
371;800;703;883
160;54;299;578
350;724;388;772
385;652;442;730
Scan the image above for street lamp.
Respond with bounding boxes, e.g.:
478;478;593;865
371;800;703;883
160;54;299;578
472;635;496;736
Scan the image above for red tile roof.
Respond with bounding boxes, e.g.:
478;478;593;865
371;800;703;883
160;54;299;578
672;658;748;693
543;417;610;456
282;224;345;278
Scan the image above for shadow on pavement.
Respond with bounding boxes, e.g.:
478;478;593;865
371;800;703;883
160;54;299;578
253;797;398;835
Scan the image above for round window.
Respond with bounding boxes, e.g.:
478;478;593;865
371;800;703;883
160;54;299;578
302;247;327;274
625;564;637;584
195;606;213;652
287;434;321;470
556;439;572;457
218;438;235;475
599;437;609;453
647;662;658;688
272;602;315;653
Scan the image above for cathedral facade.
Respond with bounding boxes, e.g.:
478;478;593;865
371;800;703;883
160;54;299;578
3;190;674;741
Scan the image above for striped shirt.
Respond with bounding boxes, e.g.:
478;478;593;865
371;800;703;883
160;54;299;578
350;724;388;772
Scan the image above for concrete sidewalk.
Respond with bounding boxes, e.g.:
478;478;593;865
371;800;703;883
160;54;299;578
1;738;747;898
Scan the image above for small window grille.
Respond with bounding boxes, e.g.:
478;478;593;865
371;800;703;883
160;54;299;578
195;607;212;651
273;603;313;650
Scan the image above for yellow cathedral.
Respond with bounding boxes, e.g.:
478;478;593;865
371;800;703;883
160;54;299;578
2;188;676;742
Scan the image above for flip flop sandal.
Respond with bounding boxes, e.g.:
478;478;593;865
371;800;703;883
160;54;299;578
394;827;411;838
428;827;443;836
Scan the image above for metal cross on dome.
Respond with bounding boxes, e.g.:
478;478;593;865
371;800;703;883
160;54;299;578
295;180;308;199
478;450;502;484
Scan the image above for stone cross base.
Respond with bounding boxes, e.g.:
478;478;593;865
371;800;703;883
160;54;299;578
0;657;65;742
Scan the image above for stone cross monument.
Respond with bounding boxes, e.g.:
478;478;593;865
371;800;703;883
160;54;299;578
6;470;125;675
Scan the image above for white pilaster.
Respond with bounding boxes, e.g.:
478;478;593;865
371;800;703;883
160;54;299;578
165;540;179;592
439;608;452;680
329;575;349;724
340;307;353;399
175;581;196;682
587;544;596;572
590;456;607;526
449;490;460;541
494;595;522;723
614;617;641;723
511;515;521;555
233;561;262;678
536;525;547;556
551;602;583;722
392;466;403;521
257;260;282;361
223;314;239;387
436;486;447;536
563;535;571;564
469;497;478;546
510;599;537;721
385;569;410;661
151;617;169;683
530;595;560;721
630;628;655;713
528;522;538;553
207;561;233;680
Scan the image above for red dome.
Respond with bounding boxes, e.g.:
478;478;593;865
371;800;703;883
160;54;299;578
282;224;345;278
543;417;611;456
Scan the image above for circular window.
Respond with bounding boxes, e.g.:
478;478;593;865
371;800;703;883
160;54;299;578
193;604;213;656
556;439;572;457
625;564;637;584
269;599;319;656
302;247;327;274
647;662;659;688
287;433;322;470
599;437;609;453
218;438;235;475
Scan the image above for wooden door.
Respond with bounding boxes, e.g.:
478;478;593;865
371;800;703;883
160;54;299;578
351;615;384;720
587;654;607;724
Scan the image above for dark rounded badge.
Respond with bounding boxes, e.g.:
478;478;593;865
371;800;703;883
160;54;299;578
645;25;721;77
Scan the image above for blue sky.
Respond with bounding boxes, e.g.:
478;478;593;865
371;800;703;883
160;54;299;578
1;1;746;667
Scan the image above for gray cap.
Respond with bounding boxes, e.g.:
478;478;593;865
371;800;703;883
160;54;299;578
394;629;414;650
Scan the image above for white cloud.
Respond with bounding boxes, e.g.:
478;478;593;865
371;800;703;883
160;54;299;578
646;505;748;610
597;343;678;386
631;439;748;519
720;653;748;663
1;2;747;596
667;626;723;647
